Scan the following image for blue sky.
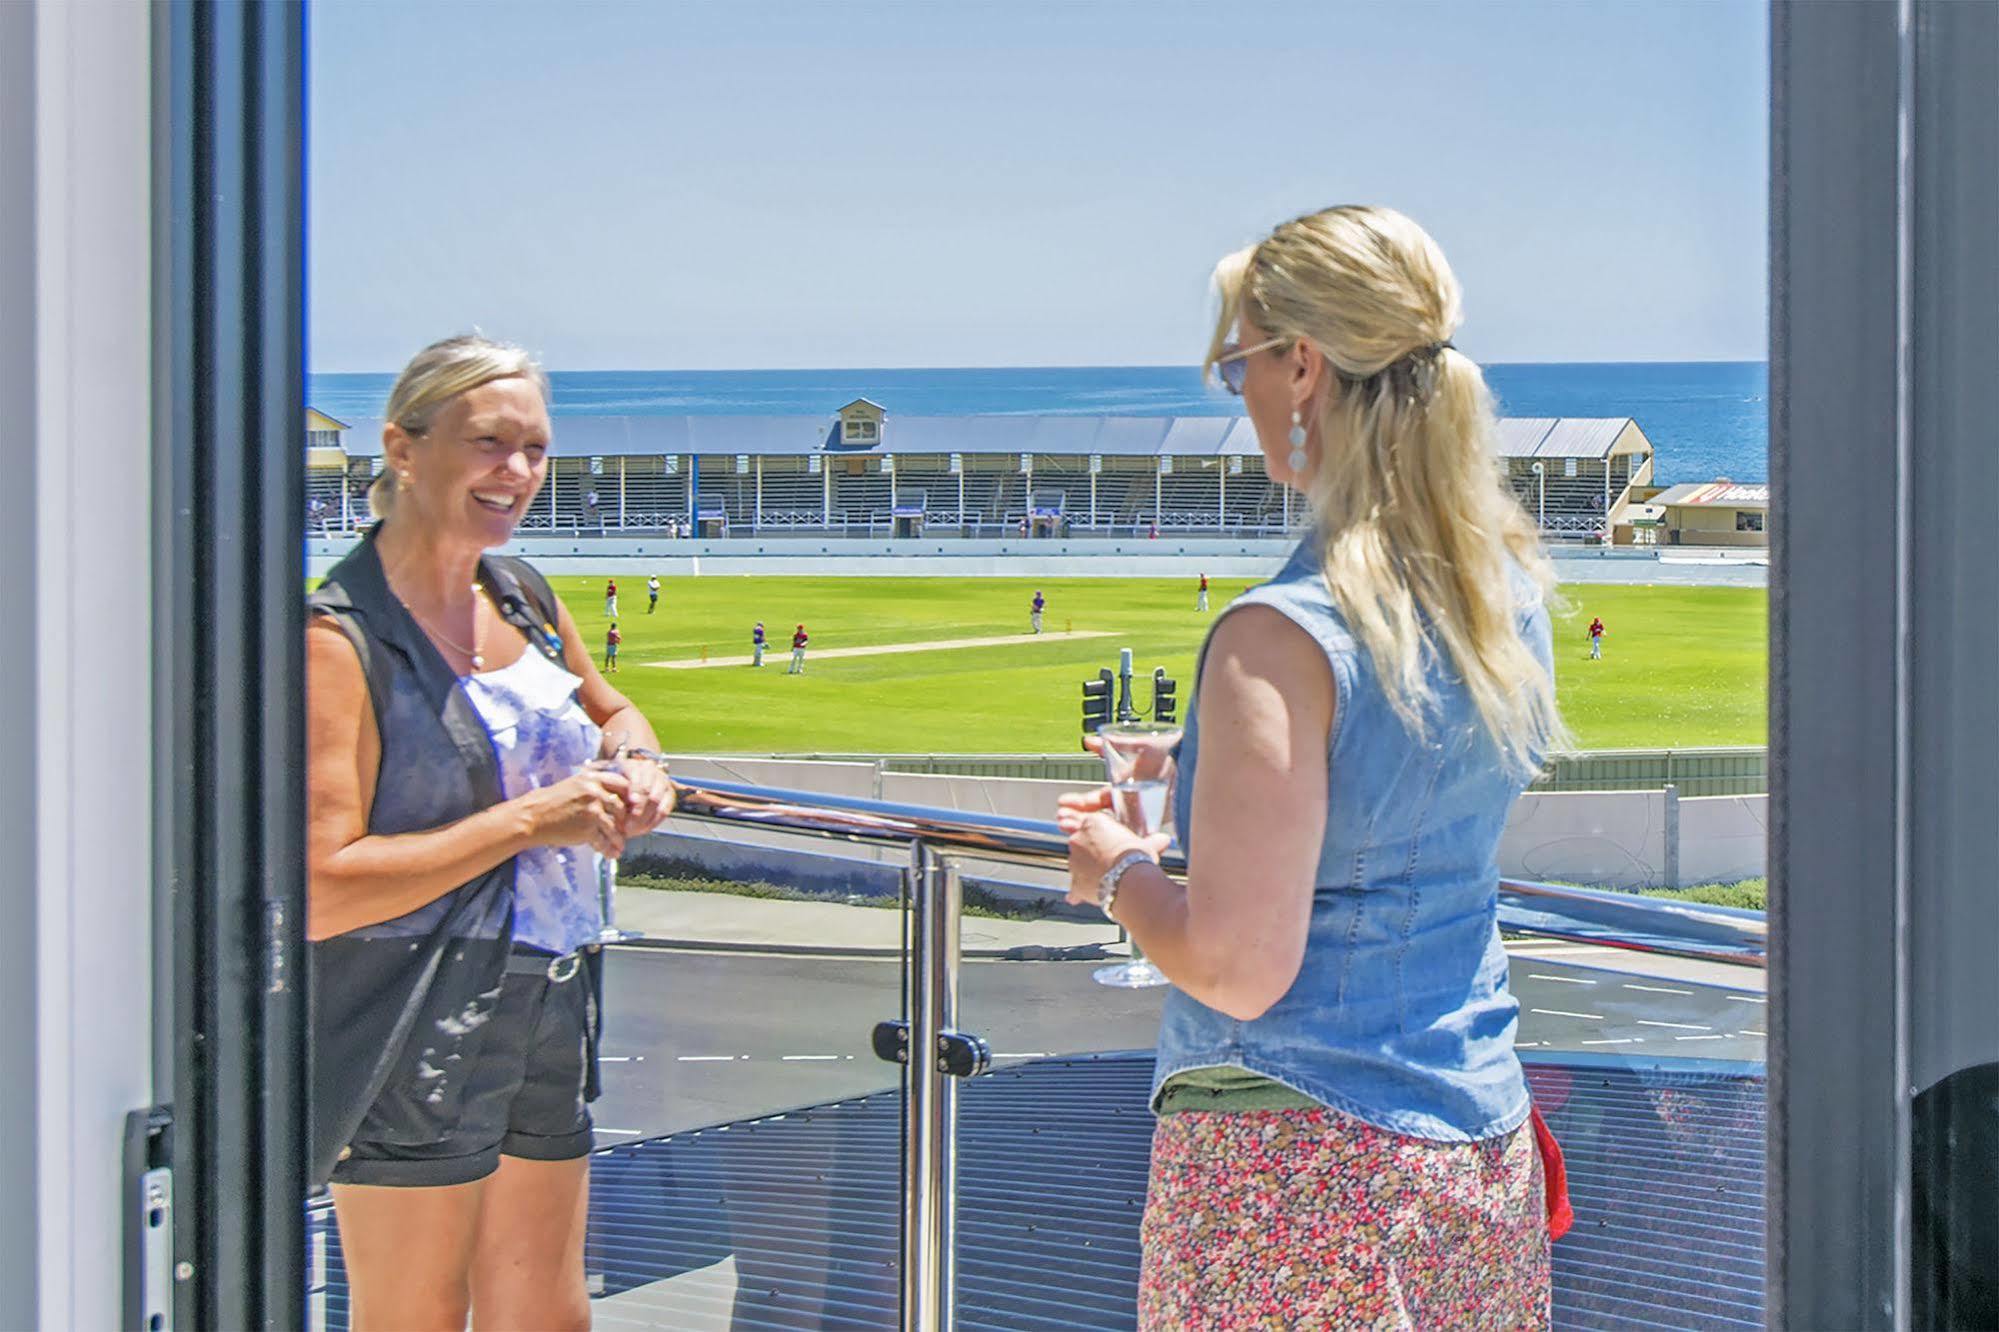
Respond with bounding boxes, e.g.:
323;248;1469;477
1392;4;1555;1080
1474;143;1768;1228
308;0;1768;372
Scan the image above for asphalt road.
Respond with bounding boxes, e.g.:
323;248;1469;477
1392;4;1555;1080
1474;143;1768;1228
589;947;1765;1141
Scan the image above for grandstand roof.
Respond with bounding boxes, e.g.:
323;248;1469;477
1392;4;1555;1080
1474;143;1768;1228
335;414;1258;459
1493;417;1647;460
328;412;1647;461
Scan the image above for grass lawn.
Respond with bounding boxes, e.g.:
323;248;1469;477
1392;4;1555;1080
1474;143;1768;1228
529;575;1764;754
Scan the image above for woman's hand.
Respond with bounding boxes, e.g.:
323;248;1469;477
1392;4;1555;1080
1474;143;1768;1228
1056;788;1170;907
615;754;676;839
522;768;632;859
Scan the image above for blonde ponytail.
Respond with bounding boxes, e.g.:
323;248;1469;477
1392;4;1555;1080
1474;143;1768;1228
1209;206;1565;775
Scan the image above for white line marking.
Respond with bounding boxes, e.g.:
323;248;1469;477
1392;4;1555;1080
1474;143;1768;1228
1675;1035;1729;1042
1515;1041;1547;1048
1725;995;1767;1004
1582;1038;1642;1045
649;630;1114;670
598;1055;640;1063
1530;1008;1606;1021
1637;1020;1713;1031
1741;1030;1766;1037
596;1128;643;1136
1527;974;1597;985
1622;983;1695;995
676;1055;739;1062
781;1054;842;1062
993;1052;1053;1059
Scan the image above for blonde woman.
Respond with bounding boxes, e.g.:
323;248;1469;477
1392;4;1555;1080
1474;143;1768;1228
306;335;674;1330
1059;207;1563;1329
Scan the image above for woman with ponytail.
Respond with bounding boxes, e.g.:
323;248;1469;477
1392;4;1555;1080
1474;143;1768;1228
1059;206;1564;1328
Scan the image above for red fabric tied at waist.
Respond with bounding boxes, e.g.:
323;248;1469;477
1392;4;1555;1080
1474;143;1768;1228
1530;1104;1574;1241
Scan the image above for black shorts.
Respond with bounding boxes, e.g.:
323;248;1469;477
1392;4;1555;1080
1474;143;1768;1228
330;951;595;1188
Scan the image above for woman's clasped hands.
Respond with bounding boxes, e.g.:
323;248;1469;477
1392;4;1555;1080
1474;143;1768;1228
522;753;675;861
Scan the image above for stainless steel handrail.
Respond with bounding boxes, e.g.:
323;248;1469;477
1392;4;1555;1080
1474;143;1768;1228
668;776;1767;966
663;774;1765;1332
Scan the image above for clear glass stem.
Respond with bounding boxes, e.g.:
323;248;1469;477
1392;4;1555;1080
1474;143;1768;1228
598;856;618;931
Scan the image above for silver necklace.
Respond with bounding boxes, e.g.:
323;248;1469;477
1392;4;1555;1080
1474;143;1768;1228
402;581;488;670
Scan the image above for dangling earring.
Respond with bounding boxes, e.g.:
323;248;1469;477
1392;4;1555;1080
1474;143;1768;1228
1287;410;1309;474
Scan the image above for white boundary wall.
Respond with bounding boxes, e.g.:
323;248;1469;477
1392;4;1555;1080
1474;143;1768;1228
660;757;1768;891
307;533;1767;586
308;533;1296;579
1498;790;1768;889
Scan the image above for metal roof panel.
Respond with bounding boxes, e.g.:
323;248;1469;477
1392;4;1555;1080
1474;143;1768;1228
1536;418;1637;459
1494;417;1559;458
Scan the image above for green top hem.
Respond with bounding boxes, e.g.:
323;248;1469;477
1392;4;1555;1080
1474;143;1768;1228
1154;1065;1323;1114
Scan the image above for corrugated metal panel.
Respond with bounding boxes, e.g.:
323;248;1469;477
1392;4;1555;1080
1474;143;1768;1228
1494;417;1558;458
1090;418;1178;457
1536;418;1637;459
307;1054;1764;1330
1218;418;1265;456
886;416;1023;456
1157;417;1232;456
683;415;833;456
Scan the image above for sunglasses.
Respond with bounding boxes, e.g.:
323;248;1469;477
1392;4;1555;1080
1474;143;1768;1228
1213;335;1289;395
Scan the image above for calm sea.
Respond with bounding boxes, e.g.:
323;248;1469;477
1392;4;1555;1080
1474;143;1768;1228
309;361;1767;488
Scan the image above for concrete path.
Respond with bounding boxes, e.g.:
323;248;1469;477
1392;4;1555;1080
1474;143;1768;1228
644;629;1113;670
616;886;1123;957
613;885;1763;993
587;945;1764;1143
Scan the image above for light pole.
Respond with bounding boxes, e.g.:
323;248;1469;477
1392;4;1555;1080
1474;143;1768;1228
1531;461;1545;533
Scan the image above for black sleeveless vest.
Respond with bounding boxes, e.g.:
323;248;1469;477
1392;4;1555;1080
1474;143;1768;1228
305;528;575;1187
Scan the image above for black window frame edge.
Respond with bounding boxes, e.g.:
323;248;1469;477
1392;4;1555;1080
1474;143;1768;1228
1770;0;1999;1324
1904;3;1999;1328
154;2;308;1327
1770;1;1906;1325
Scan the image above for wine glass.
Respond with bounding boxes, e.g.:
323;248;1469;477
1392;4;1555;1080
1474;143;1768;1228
584;757;645;945
1091;721;1181;989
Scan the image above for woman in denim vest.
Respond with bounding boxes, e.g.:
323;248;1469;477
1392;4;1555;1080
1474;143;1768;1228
1060;206;1562;1329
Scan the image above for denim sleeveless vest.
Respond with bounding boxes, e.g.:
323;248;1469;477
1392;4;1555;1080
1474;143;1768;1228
1155;535;1553;1142
305;529;576;1185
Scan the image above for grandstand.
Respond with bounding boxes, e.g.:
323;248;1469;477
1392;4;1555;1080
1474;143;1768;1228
304;399;1656;542
1497;417;1656;538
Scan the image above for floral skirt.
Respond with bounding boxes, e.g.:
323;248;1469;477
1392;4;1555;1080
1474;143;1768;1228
1138;1109;1550;1331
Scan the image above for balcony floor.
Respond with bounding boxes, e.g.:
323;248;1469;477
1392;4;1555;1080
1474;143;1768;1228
309;1053;1765;1330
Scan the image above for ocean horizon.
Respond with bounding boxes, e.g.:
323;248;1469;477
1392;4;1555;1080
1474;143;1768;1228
309;361;1767;487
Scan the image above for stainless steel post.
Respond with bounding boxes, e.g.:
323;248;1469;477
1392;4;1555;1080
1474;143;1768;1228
934;856;963;1324
902;841;961;1331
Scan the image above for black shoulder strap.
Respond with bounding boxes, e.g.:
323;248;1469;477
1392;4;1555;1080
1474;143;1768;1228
482;554;568;665
307;580;392;735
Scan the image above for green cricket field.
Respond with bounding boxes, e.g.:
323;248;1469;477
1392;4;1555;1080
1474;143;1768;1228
545;576;1765;755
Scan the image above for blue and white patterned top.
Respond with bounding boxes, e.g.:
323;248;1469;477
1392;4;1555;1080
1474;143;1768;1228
460;649;605;955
